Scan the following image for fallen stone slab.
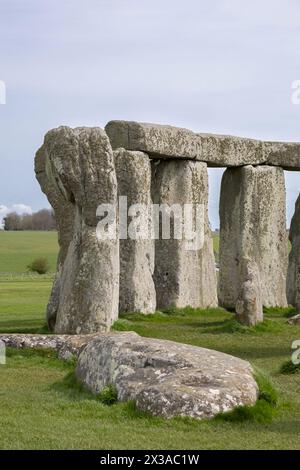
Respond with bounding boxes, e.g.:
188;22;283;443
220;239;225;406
76;332;258;420
105;120;265;167
0;334;97;361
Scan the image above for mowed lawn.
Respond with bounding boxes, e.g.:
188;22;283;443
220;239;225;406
0;280;51;333
0;231;300;449
0;231;58;332
0;230;58;274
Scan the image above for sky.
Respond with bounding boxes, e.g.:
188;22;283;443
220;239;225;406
0;0;300;229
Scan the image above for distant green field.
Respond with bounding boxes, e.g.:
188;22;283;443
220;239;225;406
0;279;51;333
0;231;58;274
0;231;57;331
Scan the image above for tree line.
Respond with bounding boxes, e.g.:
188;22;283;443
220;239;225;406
3;209;56;231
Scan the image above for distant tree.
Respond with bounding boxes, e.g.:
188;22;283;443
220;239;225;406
3;212;21;231
31;209;56;231
3;209;56;231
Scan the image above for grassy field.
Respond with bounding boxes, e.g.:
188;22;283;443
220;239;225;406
0;231;57;333
0;231;58;275
0;231;300;449
212;232;220;253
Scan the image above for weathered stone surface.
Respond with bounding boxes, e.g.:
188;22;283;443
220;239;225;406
106;120;201;160
105;120;300;169
105;120;265;167
199;132;265;167
114;149;156;314
35;146;75;330
235;259;263;326
219;166;288;317
0;334;96;361
76;332;258;419
265;141;300;171
287;193;300;310
36;127;119;334
151;160;217;309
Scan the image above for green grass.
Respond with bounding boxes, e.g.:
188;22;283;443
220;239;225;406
0;279;52;333
0;231;58;274
264;306;297;318
212;232;220;252
1;305;300;449
0;231;57;332
212;232;219;262
1;231;300;449
98;385;119;406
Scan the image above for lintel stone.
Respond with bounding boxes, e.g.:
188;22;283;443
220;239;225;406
105;120;265;167
106;120;300;170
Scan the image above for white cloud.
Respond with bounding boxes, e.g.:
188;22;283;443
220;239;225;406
0;204;33;229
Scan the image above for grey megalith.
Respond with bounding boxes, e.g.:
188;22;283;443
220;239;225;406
151;159;218;309
35;127;119;334
219;165;288;324
114;149;156;314
287;193;300;310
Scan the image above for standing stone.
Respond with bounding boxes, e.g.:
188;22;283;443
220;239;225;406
151;160;217;309
35;146;75;331
235;259;263;326
219;165;288;322
114;149;156;314
287;193;300;310
35;126;119;334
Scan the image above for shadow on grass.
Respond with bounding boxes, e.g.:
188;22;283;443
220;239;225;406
118;307;228;321
217;345;292;360
0;319;50;335
207;319;285;335
177;317;234;328
5;346;72;370
52;371;119;407
0;326;50;334
264;306;297;318
279;360;300;375
6;347;58;359
51;371;96;400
